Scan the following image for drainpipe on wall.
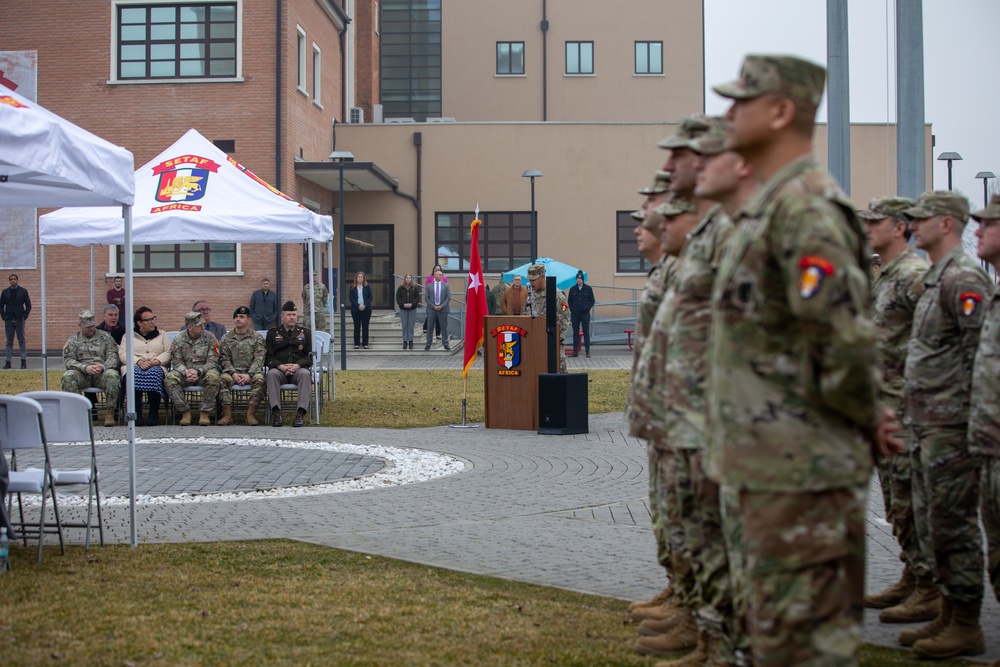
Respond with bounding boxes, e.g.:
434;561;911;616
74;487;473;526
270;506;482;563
541;0;548;121
339;26;347;125
413;132;423;276
275;0;284;299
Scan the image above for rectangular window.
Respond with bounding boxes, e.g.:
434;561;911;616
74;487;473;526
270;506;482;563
565;41;593;75
435;211;533;274
116;243;237;273
496;41;524;75
312;44;322;104
635;41;663;75
616;211;649;273
116;2;238;80
296;26;307;93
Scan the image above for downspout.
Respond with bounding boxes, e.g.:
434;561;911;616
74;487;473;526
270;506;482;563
541;0;548;121
413;132;423;276
274;0;284;300
339;26;347;125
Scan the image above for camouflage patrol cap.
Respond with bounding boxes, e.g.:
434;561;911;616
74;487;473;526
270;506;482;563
527;263;546;278
654;196;697;217
184;311;205;327
857;196;917;221
641;209;664;232
688;116;729;156
631;209;646;221
78;310;97;327
657;114;711;150
713;54;826;107
903;190;970;223
638;177;671;195
233;306;251;318
971;194;1000;222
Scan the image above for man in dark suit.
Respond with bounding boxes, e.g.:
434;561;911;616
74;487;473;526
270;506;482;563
1;273;31;369
265;301;312;427
424;267;451;351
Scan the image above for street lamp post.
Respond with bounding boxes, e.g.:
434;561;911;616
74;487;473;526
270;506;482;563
329;150;354;371
937;151;963;191
976;171;996;208
521;169;543;262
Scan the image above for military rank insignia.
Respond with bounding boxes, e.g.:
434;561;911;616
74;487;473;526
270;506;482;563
960;291;983;317
491;324;528;376
798;256;834;299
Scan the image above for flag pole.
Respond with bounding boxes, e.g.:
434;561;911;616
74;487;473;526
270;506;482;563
452;208;486;428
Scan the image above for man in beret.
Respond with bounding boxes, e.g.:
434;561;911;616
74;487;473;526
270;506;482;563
165;312;221;426
969;194;1000;667
892;190;990;658
709;54;899;664
567;270;595;357
525;263;568;372
856;196;930;614
61;309;121;427
218;306;266;426
265;301;312;427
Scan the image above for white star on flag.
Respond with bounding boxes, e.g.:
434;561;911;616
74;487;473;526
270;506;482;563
467;271;482;293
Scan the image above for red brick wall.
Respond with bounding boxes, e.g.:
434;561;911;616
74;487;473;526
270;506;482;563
353;0;380;116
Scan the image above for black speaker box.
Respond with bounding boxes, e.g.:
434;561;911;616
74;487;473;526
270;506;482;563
538;373;589;435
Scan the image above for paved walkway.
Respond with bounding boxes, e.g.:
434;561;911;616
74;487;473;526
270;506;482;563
9;348;999;662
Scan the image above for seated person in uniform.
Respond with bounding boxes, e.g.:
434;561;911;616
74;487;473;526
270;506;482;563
218;306;266;426
61;309;121;427
265;301;312;428
165;311;221;426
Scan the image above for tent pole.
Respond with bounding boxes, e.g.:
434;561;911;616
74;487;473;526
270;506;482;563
41;245;47;389
90;246;95;313
123;204;137;548
307;243;319;423
327;239;335;401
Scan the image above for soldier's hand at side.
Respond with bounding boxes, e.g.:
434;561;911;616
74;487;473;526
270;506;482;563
872;404;904;458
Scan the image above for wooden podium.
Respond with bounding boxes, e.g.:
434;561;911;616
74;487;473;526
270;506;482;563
483;315;548;430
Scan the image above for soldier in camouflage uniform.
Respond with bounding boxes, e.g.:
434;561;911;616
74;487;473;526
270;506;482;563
893;191;989;659
969;195;1000;667
165;311;221;426
61;309;121;427
302;273;330;332
217;306;266;426
856;197;931;613
525;263;569;372
710;55;899;665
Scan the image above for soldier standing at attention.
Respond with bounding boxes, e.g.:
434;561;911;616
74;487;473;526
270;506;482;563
525;263;568;372
893;191;990;659
968;194;1000;667
302;272;330;332
165;311;221;426
61;309;121;427
709;54;900;665
856;197;931;615
217;306;266;426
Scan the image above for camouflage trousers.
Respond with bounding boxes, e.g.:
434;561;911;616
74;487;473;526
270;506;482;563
874;430;926;576
60;368;120;405
724;485;867;667
647;442;669;570
652;443;696;607
219;372;265;407
983;457;1000;602
164;369;221;413
911;424;984;602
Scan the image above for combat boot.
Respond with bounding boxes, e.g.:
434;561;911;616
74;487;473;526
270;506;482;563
634;612;698;657
198;411;211;426
179;410;192;426
878;578;940;623
629;585;674;614
637;607;690;636
632;595;686;622
103;408;116;427
899;598;953;647
865;566;915;609
246;401;259;426
912;599;985;659
653;629;708;667
217;405;232;426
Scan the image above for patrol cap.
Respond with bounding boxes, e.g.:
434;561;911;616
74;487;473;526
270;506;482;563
233;306;251;318
688;116;729;156
281;300;297;312
184;311;205;327
657;114;711;150
526;263;546;278
971;194;1000;222
903;190;970;223
638;178;671;196
630;209;646;221
641;209;664;232
713;54;826;107
857;196;917;221
79;310;97;327
654;196;697;217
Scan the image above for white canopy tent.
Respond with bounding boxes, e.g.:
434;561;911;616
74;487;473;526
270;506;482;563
39;129;333;545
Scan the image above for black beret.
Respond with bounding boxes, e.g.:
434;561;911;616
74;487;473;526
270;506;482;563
233;306;251;317
281;301;296;312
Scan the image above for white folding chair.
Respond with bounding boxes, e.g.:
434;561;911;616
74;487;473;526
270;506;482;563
0;394;64;564
21;391;104;549
312;331;332;405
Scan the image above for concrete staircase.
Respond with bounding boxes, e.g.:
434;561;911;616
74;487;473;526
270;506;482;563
328;310;461;357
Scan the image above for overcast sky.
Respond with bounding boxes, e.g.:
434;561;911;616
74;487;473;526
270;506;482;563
704;0;1000;207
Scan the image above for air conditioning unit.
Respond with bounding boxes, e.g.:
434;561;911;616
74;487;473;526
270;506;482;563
426;117;456;123
385;117;416;124
349;107;364;124
372;104;383;124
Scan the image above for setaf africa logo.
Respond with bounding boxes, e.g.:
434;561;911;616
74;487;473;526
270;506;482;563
491;324;528;376
0;95;28;109
798;255;835;299
150;154;221;214
960;291;983;317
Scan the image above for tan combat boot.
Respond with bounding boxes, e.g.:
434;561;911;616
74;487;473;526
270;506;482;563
865;566;915;609
899;597;952;647
913;599;985;659
103;408;116;427
629;585;673;614
637;608;689;636
879;578;940;623
634;612;698;657
198;411;211;426
217;405;232;426
246;401;259;426
631;594;686;622
179;410;192;426
653;629;708;667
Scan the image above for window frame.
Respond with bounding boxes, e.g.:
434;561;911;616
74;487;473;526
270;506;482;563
434;210;534;274
312;43;322;106
565;40;594;75
616;211;650;273
113;242;242;275
496;41;525;76
111;0;243;84
634;40;663;75
296;25;307;95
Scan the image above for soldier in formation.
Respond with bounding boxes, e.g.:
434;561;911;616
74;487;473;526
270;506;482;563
165;311;221;426
61;309;120;427
218;306;266;426
525;263;569;372
302;272;330;332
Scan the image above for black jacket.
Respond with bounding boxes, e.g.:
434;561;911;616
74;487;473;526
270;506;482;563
0;285;31;321
567;283;595;314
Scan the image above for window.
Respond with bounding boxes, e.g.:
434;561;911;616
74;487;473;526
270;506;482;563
565;41;593;75
116;243;237;273
496;41;524;75
116;2;238;80
312;44;322;104
380;0;442;121
435;211;532;273
616;211;650;273
296;26;307;93
635;41;663;75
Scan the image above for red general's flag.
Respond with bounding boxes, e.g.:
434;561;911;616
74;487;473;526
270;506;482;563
463;217;487;377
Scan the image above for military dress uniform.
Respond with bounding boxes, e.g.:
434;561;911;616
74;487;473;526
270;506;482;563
218;317;266;425
525;268;569;372
165;316;221;423
265;321;313;424
61;311;121;425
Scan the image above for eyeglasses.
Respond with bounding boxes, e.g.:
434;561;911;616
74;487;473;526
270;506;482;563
140;316;157;323
197;307;212;313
